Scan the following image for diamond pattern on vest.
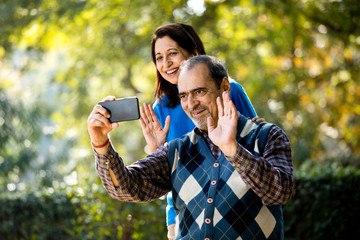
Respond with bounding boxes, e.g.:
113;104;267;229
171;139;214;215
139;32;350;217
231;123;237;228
255;206;277;238
178;174;202;204
168;119;283;239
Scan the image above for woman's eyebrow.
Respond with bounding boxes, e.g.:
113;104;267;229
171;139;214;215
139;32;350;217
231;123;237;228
156;47;178;55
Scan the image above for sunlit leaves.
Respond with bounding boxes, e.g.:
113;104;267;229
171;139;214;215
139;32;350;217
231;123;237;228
1;0;359;205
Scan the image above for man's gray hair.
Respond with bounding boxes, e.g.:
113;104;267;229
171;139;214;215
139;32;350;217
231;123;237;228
180;55;228;89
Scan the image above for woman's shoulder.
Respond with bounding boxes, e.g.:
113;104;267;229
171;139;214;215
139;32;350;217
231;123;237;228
153;95;183;117
153;95;170;108
228;77;246;92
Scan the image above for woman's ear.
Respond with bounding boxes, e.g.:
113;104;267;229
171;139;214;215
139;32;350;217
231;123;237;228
193;49;198;56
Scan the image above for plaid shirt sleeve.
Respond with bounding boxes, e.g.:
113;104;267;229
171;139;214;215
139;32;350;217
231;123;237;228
226;126;295;206
95;142;172;202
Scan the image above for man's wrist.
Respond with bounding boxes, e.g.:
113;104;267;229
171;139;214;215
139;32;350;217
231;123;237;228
92;137;111;154
221;141;238;157
92;138;110;148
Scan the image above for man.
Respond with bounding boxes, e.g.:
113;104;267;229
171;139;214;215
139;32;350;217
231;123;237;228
87;55;295;239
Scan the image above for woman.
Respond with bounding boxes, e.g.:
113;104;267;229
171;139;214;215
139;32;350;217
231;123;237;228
139;23;261;240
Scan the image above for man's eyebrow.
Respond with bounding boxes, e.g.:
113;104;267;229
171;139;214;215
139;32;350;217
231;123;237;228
178;87;207;96
191;87;207;92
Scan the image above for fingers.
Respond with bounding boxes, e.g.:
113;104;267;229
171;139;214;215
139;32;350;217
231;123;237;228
163;115;171;133
207;116;215;132
139;107;150;131
146;103;158;122
92;96;116;120
101;96;116;101
139;105;146;123
251;116;266;123
139;111;146;128
221;91;236;118
87;98;118;139
93;104;111;119
111;122;119;129
140;103;154;124
89;103;112;126
88;111;111;129
217;96;224;117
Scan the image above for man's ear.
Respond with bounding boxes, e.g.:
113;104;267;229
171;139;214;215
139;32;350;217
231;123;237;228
221;77;231;93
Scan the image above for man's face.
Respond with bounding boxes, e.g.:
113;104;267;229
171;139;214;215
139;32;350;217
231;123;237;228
178;63;223;131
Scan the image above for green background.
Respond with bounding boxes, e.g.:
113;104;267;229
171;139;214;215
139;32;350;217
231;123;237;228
1;0;359;239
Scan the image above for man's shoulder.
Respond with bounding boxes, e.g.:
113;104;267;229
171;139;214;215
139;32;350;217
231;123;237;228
237;116;288;155
266;124;289;141
241;117;286;139
254;122;290;150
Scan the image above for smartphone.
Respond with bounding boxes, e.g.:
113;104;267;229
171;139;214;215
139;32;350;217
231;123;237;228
98;97;140;123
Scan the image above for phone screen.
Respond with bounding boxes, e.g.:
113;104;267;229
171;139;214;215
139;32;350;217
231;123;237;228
98;97;140;123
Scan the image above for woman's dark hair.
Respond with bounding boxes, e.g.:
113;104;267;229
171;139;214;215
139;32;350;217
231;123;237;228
151;23;206;108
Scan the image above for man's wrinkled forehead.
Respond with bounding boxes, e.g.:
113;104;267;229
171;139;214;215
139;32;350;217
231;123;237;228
178;63;211;88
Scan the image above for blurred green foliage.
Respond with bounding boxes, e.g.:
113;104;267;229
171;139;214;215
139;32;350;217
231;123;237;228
0;0;359;238
1;165;359;239
283;163;360;239
0;183;167;239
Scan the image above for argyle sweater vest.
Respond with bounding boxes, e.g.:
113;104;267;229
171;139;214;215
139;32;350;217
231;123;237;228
168;115;283;240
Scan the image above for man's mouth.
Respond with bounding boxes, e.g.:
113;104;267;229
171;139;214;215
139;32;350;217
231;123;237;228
190;107;207;118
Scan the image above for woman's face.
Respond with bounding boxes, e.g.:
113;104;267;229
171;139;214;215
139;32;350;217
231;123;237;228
154;36;195;85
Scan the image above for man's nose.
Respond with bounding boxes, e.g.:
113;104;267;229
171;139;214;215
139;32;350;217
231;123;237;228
187;94;199;109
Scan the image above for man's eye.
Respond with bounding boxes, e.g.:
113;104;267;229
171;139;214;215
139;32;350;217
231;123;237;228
194;89;205;95
179;94;188;101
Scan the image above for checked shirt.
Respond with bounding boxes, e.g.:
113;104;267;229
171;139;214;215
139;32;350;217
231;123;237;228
95;115;295;239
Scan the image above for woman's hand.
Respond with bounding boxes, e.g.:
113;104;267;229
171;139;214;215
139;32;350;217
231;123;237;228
139;103;170;153
251;116;266;123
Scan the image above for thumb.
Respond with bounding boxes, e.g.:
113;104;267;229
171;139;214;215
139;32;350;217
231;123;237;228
207;116;215;132
164;115;171;133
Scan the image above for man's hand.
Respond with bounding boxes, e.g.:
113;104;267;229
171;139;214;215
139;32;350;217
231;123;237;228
139;103;170;153
87;96;119;153
207;91;238;157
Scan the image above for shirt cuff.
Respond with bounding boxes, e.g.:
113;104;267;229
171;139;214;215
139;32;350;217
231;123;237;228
226;143;254;172
94;142;117;168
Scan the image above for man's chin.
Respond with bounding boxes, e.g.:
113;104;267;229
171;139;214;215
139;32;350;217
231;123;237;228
193;120;208;131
